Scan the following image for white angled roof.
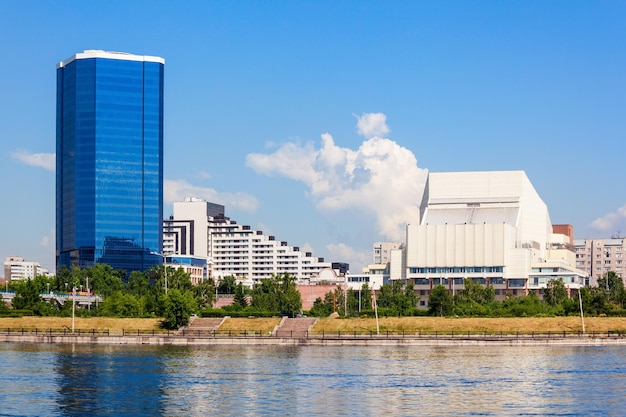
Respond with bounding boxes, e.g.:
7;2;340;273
57;50;165;69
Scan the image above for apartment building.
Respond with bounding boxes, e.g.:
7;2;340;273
574;238;626;285
164;198;338;284
4;257;49;281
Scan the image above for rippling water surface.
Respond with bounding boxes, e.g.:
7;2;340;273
1;343;625;416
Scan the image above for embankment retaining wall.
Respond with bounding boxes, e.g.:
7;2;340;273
2;334;626;347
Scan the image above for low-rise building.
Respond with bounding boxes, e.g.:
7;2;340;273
4;257;50;281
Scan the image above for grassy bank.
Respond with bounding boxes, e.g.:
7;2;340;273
312;316;626;334
2;316;626;335
0;317;163;335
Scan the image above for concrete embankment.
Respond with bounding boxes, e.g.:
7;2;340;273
2;333;626;346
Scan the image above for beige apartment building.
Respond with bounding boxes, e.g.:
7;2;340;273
574;238;626;286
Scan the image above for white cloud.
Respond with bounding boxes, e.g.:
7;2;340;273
255;223;272;236
12;150;55;171
246;141;318;184
246;113;428;242
40;229;54;248
300;242;314;254
326;243;370;273
590;203;626;232
196;171;212;180
354;112;390;138
165;179;259;212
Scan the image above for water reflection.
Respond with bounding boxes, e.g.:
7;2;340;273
1;343;625;416
55;344;166;416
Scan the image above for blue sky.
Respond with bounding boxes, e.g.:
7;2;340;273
1;1;625;273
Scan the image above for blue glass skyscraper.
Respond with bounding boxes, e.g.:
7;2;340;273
56;50;164;273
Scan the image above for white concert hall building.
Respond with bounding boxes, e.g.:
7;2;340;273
391;171;587;309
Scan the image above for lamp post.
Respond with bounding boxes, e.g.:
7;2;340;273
72;285;76;333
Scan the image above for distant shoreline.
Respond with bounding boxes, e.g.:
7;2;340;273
3;332;626;347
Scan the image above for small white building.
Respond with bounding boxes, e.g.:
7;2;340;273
4;257;49;281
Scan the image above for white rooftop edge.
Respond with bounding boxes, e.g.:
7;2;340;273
57;50;165;69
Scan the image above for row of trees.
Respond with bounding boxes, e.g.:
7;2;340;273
428;272;626;317
309;281;420;317
0;266;305;328
3;266;625;325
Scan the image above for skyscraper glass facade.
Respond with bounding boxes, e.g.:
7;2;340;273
56;50;164;273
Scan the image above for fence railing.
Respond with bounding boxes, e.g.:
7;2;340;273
3;328;625;339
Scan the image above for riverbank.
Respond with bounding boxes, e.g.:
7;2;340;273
2;316;626;346
4;316;626;334
2;331;626;346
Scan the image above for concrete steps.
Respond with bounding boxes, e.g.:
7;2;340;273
274;317;318;338
180;317;224;335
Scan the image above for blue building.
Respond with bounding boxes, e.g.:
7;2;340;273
56;50;164;273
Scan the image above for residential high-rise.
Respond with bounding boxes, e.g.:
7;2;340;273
56;50;164;273
163;198;338;284
574;238;626;285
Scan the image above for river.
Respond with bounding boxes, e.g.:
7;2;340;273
0;343;624;416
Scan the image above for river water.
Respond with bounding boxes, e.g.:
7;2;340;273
0;343;624;416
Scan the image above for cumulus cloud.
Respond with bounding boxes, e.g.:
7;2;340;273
165;179;259;212
354;112;390;138
196;171;212;180
40;229;55;248
246;112;428;242
326;243;371;273
590;203;626;232
12;150;55;171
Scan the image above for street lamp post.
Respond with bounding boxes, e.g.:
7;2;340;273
72;285;76;333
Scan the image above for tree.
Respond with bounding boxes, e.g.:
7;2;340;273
428;285;453;316
163;289;198;329
309;297;333;317
251;273;302;317
579;286;611;316
101;291;142;317
194;279;216;310
0;295;9;314
12;279;42;310
166;267;194;292
88;264;125;296
453;279;496;316
376;281;419;316
218;276;237;294
232;282;248;309
544;278;568;306
360;283;373;311
127;271;150;297
597;271;625;307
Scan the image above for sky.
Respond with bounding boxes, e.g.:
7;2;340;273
1;1;626;273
